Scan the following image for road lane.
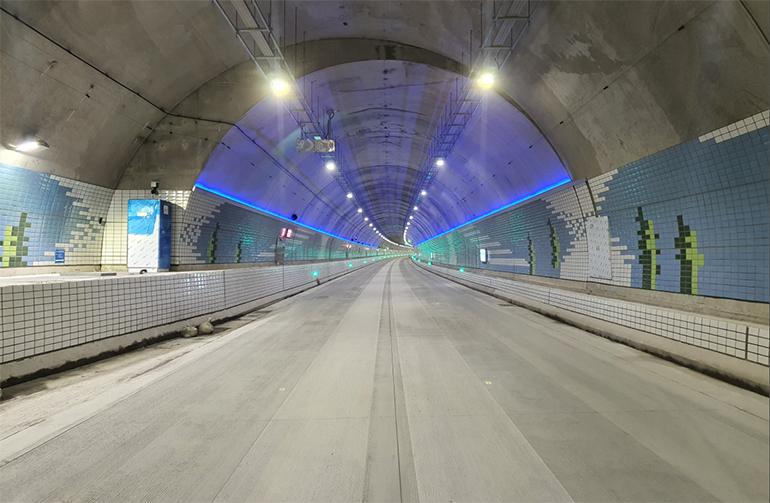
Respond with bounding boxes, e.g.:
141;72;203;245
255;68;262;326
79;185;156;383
0;258;767;502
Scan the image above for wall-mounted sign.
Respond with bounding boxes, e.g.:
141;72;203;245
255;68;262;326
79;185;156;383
479;248;487;263
54;248;65;264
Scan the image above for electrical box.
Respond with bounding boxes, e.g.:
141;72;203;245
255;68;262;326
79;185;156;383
296;138;335;152
127;199;171;273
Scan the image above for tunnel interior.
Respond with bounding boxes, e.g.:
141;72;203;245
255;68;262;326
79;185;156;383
0;1;768;500
194;59;572;245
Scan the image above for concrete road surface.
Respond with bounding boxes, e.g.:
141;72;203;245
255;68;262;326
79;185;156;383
1;258;767;502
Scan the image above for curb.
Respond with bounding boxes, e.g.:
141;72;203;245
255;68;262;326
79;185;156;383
0;259;392;389
412;261;769;396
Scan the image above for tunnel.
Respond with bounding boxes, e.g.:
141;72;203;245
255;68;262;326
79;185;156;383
0;1;768;501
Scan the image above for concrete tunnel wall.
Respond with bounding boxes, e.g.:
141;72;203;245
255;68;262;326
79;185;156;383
0;2;768;377
416;111;770;304
1;1;767;266
2;1;767;192
415;111;770;367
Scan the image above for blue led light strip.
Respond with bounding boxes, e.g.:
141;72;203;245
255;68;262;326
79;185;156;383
414;178;573;246
193;184;379;247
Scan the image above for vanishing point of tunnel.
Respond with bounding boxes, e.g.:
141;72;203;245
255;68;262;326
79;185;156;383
0;1;768;502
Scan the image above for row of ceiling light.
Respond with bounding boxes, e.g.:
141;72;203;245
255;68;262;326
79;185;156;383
404;155;448;243
402;69;497;244
269;67;496;247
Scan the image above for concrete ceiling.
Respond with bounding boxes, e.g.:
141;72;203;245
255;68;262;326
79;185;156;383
1;0;767;245
195;60;570;244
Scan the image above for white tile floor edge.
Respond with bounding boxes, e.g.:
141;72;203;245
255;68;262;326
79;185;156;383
414;260;770;367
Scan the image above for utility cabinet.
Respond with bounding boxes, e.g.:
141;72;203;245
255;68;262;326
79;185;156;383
127;199;171;273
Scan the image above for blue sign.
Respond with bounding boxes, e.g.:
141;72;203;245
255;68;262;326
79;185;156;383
54;248;65;264
128;200;159;235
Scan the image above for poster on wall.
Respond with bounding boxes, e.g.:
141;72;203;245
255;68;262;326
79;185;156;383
586;216;612;279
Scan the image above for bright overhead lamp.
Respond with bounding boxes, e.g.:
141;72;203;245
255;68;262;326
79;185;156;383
369;223;373;227
346;192;353;198
325;161;336;170
435;159;445;167
409;216;414;220
478;69;497;88
420;190;427;196
14;138;49;152
413;206;418;210
373;227;376;231
357;208;363;213
364;217;369;221
271;77;289;95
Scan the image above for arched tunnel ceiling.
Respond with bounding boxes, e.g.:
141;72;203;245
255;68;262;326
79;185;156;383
1;0;768;245
195;60;571;245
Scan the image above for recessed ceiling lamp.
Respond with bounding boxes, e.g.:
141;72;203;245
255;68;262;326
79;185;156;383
413;206;418;210
369;223;373;227
409;216;413;220
364;217;369;221
357;208;363;213
346;192;353;198
325;161;336;170
435;159;445;167
420;190;427;196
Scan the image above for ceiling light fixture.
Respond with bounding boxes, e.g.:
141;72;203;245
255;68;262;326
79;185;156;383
413;206;418;210
364;217;369;221
409;216;413;220
270;77;289;95
14;138;49;152
346;192;353;198
435;159;445;167
325;161;336;171
478;70;497;88
421;190;427;196
357;208;363;213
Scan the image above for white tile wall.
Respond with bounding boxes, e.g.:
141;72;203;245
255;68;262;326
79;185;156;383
0;257;385;364
420;261;769;367
698;110;769;143
543;182;593;282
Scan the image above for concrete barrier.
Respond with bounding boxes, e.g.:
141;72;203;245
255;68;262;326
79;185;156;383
412;259;769;395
